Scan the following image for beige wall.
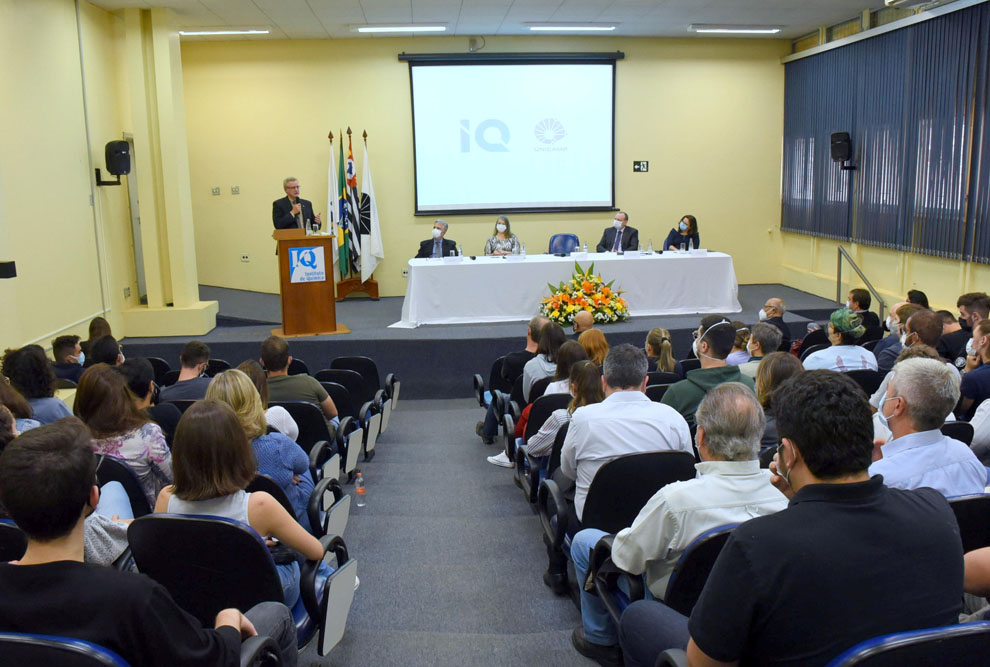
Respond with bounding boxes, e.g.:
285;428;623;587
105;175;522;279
181;35;790;297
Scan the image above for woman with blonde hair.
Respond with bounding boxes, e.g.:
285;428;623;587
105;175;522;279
206;369;315;530
236;360;299;442
754;352;804;460
579;328;609;367
645;328;677;374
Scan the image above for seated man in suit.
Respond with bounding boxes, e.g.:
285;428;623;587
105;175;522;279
847;287;881;328
416;220;456;258
595;212;638;253
0;418;298;666
159;341;212;402
51;335;85;384
272;177;320;231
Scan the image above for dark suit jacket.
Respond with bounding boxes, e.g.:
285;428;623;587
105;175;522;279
857;310;881;328
416;237;457;258
272;196;317;230
765;316;791;351
596;225;639;253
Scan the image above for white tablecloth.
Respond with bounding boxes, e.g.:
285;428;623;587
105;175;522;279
391;251;741;328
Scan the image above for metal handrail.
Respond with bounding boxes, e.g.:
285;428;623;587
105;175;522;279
837;246;885;321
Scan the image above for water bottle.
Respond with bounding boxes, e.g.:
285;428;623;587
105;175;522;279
688;238;694;251
355;472;366;507
582;242;588;254
457;244;463;257
647;239;653;253
521;243;527;258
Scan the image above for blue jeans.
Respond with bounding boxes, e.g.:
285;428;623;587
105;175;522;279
277;561;301;608
482;400;500;438
245;601;298;667
95;481;134;520
618;599;690;667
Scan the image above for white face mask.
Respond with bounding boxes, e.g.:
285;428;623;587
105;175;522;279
968;338;979;356
899;333;907;347
613;218;623;229
692;338;700;358
758;309;768;322
876;392;899;430
496;223;507;233
885;315;895;330
845;300;852;309
432;228;442;239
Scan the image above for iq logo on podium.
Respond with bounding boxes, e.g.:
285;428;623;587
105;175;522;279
289;246;325;284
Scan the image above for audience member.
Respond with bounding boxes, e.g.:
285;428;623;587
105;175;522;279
878;300;908;340
907;289;929;309
644;327;679;375
415;219;456;258
0;405;17;452
847;288;881;328
237;360;299;442
206;370;316;530
876;303;925;374
617;370;964;667
870;358;984;496
159;341;212;402
937;309;971;370
757;298;790;350
88;335;123;367
569;383;786;665
963;546;990;622
737;322;782;379
561;344;692;525
261;336;337;424
661;318;755;428
578;328;609;368
869;343;943;413
51;334;85;384
157;400;325;609
754;352;804;460
970;399;990;465
114;357;181;447
543;341;589;396
476;316;547;445
596;212;637;253
522;322;566;402
0;418;297;666
572;310;594;337
483;215;520;256
1;345;72;424
80;316;111;359
0;377;40;433
959;320;990;421
724;322;750;366
802;308;878;372
957;292;990;333
74;364;172;507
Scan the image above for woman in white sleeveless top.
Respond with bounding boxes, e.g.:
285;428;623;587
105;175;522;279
155;400;323;608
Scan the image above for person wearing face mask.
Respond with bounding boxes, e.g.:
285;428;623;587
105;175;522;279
415;219;456;258
483;215;520;256
595;211;638;253
958;320;990;420
869;358;985;497
845;288;881;328
51;335;85;384
873;303;922;370
802;308;878;372
663;214;700;252
738;322;783;379
936;309;972;370
957;292;990;334
756;298;790;351
660;317;755;429
725;323;751;366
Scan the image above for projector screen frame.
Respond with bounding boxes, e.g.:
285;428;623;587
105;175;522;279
399;51;625;216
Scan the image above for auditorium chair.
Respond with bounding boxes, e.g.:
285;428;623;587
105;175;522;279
859;325;884;344
161;369;180;387
205;359;231;377
678;358;701;373
246;474;298;515
796;328;829;358
127;514;357;658
55;378;77;389
164;399;196;414
330;356;392;435
265;400;343;481
548;233;580;254
529;376;552;402
146;357;171;386
844;369;883;396
314;369;381;459
645;384;671;402
647;371;680;386
384;372;400;409
800;343;830;361
310;416;362;482
473;355;509;408
95;455;152;518
513;393;572;503
510;375;526;407
824;621;990;666
538;451;697;597
246;473;350;540
948;494;990;553
518;423;572;505
591;523;736;629
320;382;355;422
0;519;27;561
861;338;881;352
941;420;975;446
287;358;310;376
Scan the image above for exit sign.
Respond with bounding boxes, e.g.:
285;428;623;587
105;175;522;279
633;161;649;172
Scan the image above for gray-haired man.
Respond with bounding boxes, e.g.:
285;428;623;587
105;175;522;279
416;220;456;258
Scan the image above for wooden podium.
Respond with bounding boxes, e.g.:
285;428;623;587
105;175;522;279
272;229;348;337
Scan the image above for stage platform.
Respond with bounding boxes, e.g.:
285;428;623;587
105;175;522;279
119;284;841;399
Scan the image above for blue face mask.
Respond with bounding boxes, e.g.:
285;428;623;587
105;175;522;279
877;392;898;430
679;221;688;231
72;351;85;366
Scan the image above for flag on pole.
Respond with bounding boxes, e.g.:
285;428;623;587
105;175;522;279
336;137;350;276
327;133;340;266
360;137;384;283
344;131;362;274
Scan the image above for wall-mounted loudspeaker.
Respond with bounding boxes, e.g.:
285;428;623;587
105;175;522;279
830;132;852;162
105;140;131;176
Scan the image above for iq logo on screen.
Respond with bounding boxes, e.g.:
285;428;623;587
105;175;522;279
460;119;510;152
288;246;325;284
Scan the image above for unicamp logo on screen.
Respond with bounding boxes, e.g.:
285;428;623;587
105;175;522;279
459;118;568;152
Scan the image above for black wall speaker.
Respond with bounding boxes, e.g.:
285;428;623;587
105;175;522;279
830;132;852;162
105;140;131;176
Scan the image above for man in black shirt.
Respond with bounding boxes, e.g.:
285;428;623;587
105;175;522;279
51;334;85;384
937;309;972;370
848;287;881;328
618;371;963;667
0;419;297;666
758;297;791;351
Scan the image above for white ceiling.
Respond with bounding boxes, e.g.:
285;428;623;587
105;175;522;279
87;0;890;40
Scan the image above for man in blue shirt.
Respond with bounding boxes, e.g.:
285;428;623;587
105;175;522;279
870;357;985;496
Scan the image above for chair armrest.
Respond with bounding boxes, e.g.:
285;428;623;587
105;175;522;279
240;635;280;667
591;535;644;628
373;389;385;412
514;444;528;477
308;440;336;482
113;546;134;572
504;414;516;459
308;477;343;537
657;649;688;667
538;478;568;548
358;401;375;430
300;534;350;622
473;373;485;407
509;400;521;423
385;372;396;398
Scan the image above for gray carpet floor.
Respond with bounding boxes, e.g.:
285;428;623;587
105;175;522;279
306;398;594;666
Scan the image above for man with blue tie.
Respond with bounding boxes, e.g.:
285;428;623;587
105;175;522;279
596;212;638;253
416;220;457;258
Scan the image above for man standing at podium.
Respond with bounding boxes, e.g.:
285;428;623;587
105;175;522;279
273;177;321;230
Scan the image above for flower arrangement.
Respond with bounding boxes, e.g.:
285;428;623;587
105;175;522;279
539;262;628;325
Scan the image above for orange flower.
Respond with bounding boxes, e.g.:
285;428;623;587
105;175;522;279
601;286;611;297
582;280;594;294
